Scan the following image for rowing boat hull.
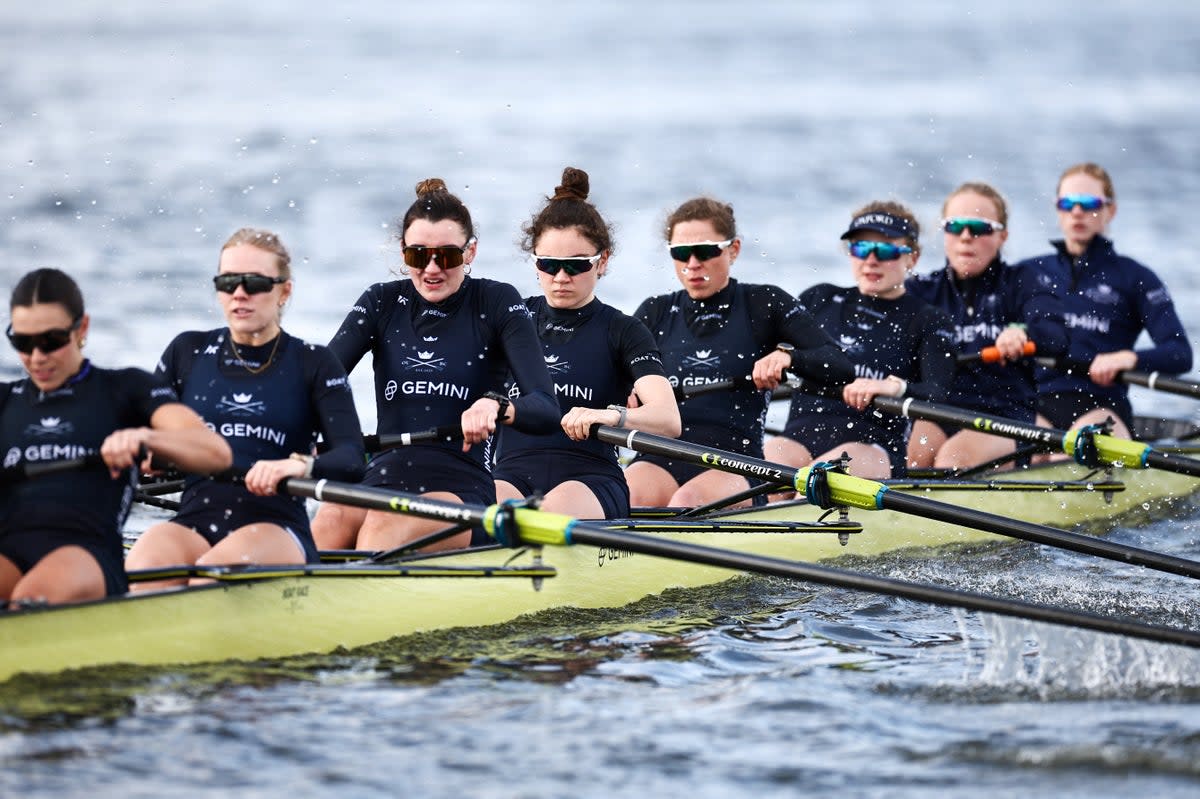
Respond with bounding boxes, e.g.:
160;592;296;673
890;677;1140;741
1;459;1195;682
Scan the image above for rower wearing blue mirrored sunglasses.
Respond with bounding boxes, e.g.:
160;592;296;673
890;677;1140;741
941;217;1004;237
1055;194;1111;212
845;240;914;261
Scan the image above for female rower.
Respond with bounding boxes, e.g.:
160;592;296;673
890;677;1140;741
125;228;365;588
1020;163;1191;438
312;179;558;551
765;202;955;479
626;196;855;507
493;167;680;519
0;268;231;605
905;182;1068;469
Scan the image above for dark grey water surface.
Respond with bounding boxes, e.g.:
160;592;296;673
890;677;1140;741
2;1;1200;796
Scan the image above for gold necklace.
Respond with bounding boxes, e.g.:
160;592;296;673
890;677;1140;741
227;332;282;375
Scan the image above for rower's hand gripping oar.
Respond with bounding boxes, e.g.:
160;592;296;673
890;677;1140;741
956;341;1037;366
277;476;1200;651
1034;355;1200;401
871;395;1200;478
592;425;1200;581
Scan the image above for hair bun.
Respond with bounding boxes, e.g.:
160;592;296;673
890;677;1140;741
415;177;448;197
551;167;590;202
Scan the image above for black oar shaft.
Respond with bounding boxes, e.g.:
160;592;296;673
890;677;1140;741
1122;371;1200;400
563;525;1200;649
873;396;1068;448
1036;356;1200;400
597;426;1200;581
1145;450;1200;478
287;475;1200;650
879;491;1200;579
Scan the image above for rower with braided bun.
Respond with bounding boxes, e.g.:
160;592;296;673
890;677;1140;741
313;178;558;552
492;167;680;519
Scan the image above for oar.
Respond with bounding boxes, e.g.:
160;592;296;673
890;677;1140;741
316;425;463;455
592;426;1200;581
673;378;742;402
1035;355;1200;401
0;454;104;483
872;396;1200;478
957;341;1037;365
278;477;1200;650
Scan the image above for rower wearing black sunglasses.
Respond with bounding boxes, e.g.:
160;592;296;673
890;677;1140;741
125;228;365;589
0;268;231;606
1018;162;1191;442
491;167;680;520
905;182;1068;470
626;196;855;509
766;202;956;480
313;178;558;553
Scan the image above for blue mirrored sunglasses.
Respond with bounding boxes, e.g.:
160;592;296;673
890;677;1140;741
942;217;1004;236
1056;194;1110;212
845;240;913;261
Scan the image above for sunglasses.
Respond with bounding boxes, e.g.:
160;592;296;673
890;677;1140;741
213;273;287;295
532;253;603;276
668;239;734;263
941;217;1005;236
845;240;914;261
6;317;83;355
402;243;470;270
1056;194;1110;212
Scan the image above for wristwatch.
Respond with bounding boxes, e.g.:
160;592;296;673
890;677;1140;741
484;391;511;425
606;404;628;428
775;342;795;363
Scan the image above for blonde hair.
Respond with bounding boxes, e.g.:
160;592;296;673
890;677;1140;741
1057;162;1115;202
220;228;292;280
942;182;1008;227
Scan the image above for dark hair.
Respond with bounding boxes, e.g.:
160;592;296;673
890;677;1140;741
398;178;475;244
220;227;292;280
10;268;85;320
520;166;615;255
942;182;1009;228
848;199;921;252
663;197;737;242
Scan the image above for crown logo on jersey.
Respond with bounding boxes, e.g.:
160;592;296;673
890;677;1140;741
544;355;560;364
26;417;75;437
217;393;266;416
417;351;434;360
696;350;711;359
423;336;438;342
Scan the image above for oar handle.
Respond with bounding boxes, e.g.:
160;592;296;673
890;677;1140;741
1034;356;1200;400
674;378;743;401
0;454;104;483
316;426;465;454
957;341;1037;365
366;426;463;452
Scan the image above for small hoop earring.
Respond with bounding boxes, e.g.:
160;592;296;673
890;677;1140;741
463;264;472;276
399;266;410;277
79;338;87;349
